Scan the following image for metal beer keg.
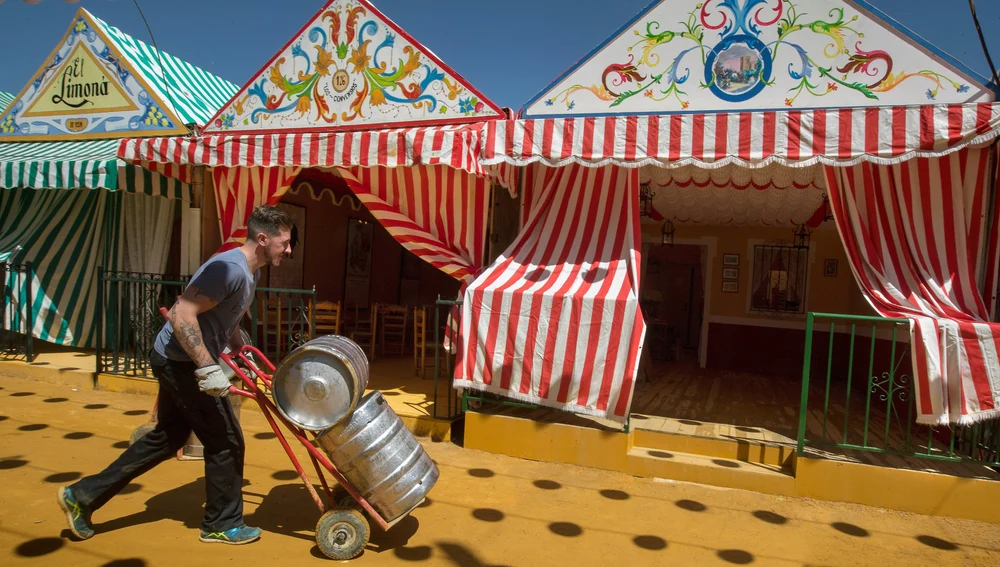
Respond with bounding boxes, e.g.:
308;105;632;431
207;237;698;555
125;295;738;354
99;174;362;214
315;391;439;522
272;335;369;431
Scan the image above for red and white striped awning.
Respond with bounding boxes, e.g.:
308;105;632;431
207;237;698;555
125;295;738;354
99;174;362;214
118;122;497;176
482;102;1000;170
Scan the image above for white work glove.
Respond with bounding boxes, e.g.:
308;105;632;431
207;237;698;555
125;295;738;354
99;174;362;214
194;364;230;397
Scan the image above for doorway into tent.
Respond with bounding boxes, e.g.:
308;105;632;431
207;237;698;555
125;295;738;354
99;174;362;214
639;242;705;370
201;164;483;430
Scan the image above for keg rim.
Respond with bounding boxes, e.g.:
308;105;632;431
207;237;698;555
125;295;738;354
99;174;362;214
271;336;366;432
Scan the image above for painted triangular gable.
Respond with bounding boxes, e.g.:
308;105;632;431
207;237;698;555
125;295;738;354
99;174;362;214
524;0;997;117
0;9;189;142
205;0;502;134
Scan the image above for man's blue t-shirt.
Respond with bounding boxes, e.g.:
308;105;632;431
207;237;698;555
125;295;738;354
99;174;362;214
154;248;259;362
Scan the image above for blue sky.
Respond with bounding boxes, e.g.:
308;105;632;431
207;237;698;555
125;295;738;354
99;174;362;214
0;0;998;111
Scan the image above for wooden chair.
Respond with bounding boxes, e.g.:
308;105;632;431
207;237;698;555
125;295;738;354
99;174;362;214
348;304;377;358
311;300;341;338
379;304;408;357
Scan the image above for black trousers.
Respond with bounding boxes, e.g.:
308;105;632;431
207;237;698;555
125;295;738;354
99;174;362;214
70;350;246;532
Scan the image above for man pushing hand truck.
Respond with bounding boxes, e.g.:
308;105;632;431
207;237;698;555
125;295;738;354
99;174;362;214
58;205;294;545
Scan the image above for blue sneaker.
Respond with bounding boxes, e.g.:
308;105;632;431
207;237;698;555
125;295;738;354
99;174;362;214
199;524;262;545
56;486;94;540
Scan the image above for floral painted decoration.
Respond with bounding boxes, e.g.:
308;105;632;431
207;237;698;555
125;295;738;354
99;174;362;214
543;0;972;112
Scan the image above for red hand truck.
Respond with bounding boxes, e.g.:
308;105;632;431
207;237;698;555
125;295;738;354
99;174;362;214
134;306;407;560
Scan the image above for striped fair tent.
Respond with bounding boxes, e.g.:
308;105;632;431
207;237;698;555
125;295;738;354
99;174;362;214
0;186;122;348
481;104;1000;172
472;101;1000;425
0;9;237;350
0;139;190;199
119;0;507;353
459;0;1000;425
90;12;236;128
0;91;13;114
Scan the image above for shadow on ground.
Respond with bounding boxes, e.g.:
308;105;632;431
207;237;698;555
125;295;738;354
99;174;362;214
252;483;422;556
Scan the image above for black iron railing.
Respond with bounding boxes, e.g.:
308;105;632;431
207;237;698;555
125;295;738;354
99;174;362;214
97;267;316;377
248;287;317;365
0;261;35;362
97;268;190;376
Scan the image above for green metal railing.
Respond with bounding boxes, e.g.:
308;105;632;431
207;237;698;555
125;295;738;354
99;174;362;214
797;312;1000;465
433;298;464;421
98;268;315;376
0;261;35;362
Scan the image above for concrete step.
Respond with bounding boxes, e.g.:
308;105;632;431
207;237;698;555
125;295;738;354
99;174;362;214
626;445;797;496
633;427;797;470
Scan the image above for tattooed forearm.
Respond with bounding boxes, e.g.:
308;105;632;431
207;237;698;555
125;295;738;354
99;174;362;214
177;322;203;349
169;306;213;367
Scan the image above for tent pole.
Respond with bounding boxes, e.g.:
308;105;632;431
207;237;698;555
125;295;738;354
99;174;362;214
968;0;1000;88
978;142;1000;317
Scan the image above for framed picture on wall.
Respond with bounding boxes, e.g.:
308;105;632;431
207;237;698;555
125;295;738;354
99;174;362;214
344;218;374;307
722;267;739;280
722;280;739;293
824;259;838;277
401;249;422;279
399;251;421;306
723;253;740;266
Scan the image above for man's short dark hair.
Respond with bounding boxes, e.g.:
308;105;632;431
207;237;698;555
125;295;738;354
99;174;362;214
247;205;293;240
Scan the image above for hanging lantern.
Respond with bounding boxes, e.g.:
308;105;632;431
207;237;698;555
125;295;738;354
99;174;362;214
661;220;675;247
639;182;655;217
793;223;811;249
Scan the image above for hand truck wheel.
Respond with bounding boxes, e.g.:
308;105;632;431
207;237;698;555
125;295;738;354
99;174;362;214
315;508;369;560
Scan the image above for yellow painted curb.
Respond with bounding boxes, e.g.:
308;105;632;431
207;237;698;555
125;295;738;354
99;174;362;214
795;456;1000;524
0;358;95;389
464;411;1000;524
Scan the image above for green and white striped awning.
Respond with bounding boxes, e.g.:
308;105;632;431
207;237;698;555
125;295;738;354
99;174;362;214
92;13;237;127
0;139;190;200
0;91;13;114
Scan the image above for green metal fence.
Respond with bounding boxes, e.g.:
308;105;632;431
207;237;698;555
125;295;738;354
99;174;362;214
433;298;464;421
797;312;1000;466
98;268;316;377
0;261;35;362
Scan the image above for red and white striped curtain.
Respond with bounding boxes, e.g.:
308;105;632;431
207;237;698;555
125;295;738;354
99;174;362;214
455;163;646;423
337;165;490;350
337;165;488;282
824;148;1000;425
212;166;300;253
